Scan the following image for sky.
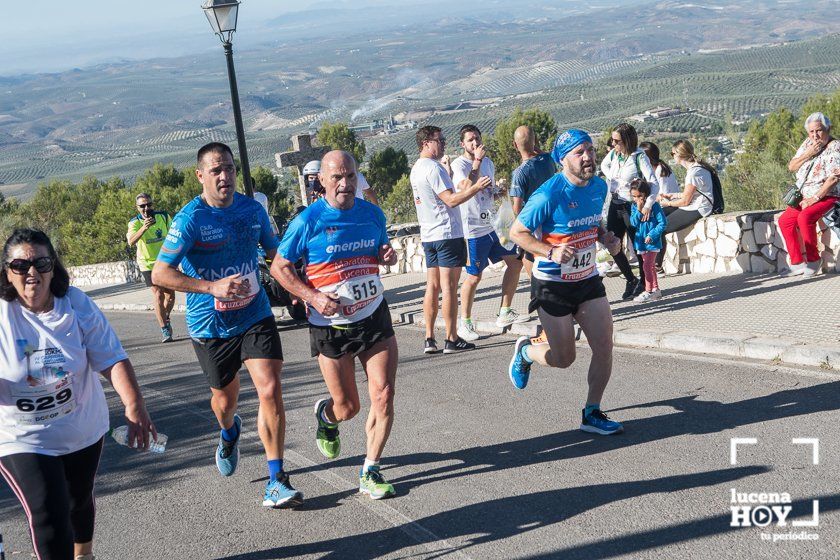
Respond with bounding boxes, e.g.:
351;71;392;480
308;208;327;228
1;0;326;75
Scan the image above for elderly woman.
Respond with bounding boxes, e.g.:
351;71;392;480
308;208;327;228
601;123;659;299
779;112;840;277
0;229;156;560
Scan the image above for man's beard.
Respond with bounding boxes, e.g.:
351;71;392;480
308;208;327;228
570;162;595;181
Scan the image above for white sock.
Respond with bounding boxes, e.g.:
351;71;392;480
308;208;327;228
363;458;379;473
320;401;336;425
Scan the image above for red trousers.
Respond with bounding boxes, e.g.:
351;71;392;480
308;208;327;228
778;197;839;265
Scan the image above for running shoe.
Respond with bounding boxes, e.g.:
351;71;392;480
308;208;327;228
443;337;475;354
496;309;530;328
215;414;241;477
621;278;639;300
424;338;439;354
508;336;532;389
580;408;624;435
262;472;304;508
161;323;173;343
359;466;395;499
457;319;480;342
648;288;662;300
314;398;341;459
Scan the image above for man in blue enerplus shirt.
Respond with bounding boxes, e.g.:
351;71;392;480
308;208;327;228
507;130;626;437
271;150;400;500
152;142;302;509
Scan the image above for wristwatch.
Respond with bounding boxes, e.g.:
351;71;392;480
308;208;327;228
547;246;556;261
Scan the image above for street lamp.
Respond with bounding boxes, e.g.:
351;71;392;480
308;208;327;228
201;0;253;197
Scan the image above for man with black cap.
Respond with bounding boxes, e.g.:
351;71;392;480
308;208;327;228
507;129;625;436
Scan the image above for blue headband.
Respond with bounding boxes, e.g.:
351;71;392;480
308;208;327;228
551;129;592;163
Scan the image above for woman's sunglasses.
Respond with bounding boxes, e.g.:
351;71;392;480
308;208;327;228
6;257;55;274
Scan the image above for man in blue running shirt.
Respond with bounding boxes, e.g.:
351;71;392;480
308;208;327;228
152;142;302;508
272;151;399;500
507;130;625;436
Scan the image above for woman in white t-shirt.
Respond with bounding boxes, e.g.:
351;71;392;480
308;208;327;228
600;123;659;300
640;141;680;196
0;229;156;560
657;140;717;268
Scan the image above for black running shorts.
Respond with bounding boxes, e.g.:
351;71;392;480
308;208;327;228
191;315;283;389
309;299;395;358
529;275;607;317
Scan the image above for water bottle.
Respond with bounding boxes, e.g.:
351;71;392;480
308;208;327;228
109;425;167;453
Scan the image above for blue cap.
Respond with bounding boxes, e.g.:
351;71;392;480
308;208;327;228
551;129;593;164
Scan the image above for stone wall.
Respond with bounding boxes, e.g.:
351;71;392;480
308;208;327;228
387;210;840;276
69;260;143;287
70;213;840;284
662;210;840;274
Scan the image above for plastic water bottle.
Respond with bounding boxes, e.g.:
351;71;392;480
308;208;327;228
110;425;167;454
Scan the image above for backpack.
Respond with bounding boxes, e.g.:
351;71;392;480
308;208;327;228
697;163;725;214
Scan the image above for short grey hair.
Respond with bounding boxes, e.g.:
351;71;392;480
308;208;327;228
804;112;831;131
135;192;151;202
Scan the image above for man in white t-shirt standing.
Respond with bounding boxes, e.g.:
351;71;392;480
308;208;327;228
410;125;491;354
452;124;529;342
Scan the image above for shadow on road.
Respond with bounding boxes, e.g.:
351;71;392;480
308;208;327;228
219;466;820;560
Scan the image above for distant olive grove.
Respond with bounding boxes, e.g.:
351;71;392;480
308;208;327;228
0;87;837;267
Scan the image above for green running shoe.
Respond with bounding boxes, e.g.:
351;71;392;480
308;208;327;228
359;467;395;500
314;398;341;459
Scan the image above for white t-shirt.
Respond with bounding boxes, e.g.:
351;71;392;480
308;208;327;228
252;191;280;236
682;164;714;217
0;287;125;457
410;157;464;242
356;171;371;200
451;155;497;239
600;148;659;207
655;164;680;196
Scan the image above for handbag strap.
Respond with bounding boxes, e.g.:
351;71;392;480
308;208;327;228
795;141;830;188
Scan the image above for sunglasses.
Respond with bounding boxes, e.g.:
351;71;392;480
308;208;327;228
7;257;55;275
137;203;153;208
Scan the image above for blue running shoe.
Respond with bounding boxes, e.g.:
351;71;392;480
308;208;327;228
508;336;532;389
215;414;241;476
580;408;623;435
262;472;304;508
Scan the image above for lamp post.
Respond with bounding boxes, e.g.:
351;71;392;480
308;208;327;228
201;0;253;197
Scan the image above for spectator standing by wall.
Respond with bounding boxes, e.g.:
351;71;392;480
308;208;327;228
510;125;557;277
629;180;666;302
126;193;175;342
600;124;659;300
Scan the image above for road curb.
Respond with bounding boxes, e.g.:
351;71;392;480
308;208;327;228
94;301;839;374
391;311;839;374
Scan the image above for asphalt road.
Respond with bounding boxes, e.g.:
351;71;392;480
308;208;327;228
1;312;838;559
